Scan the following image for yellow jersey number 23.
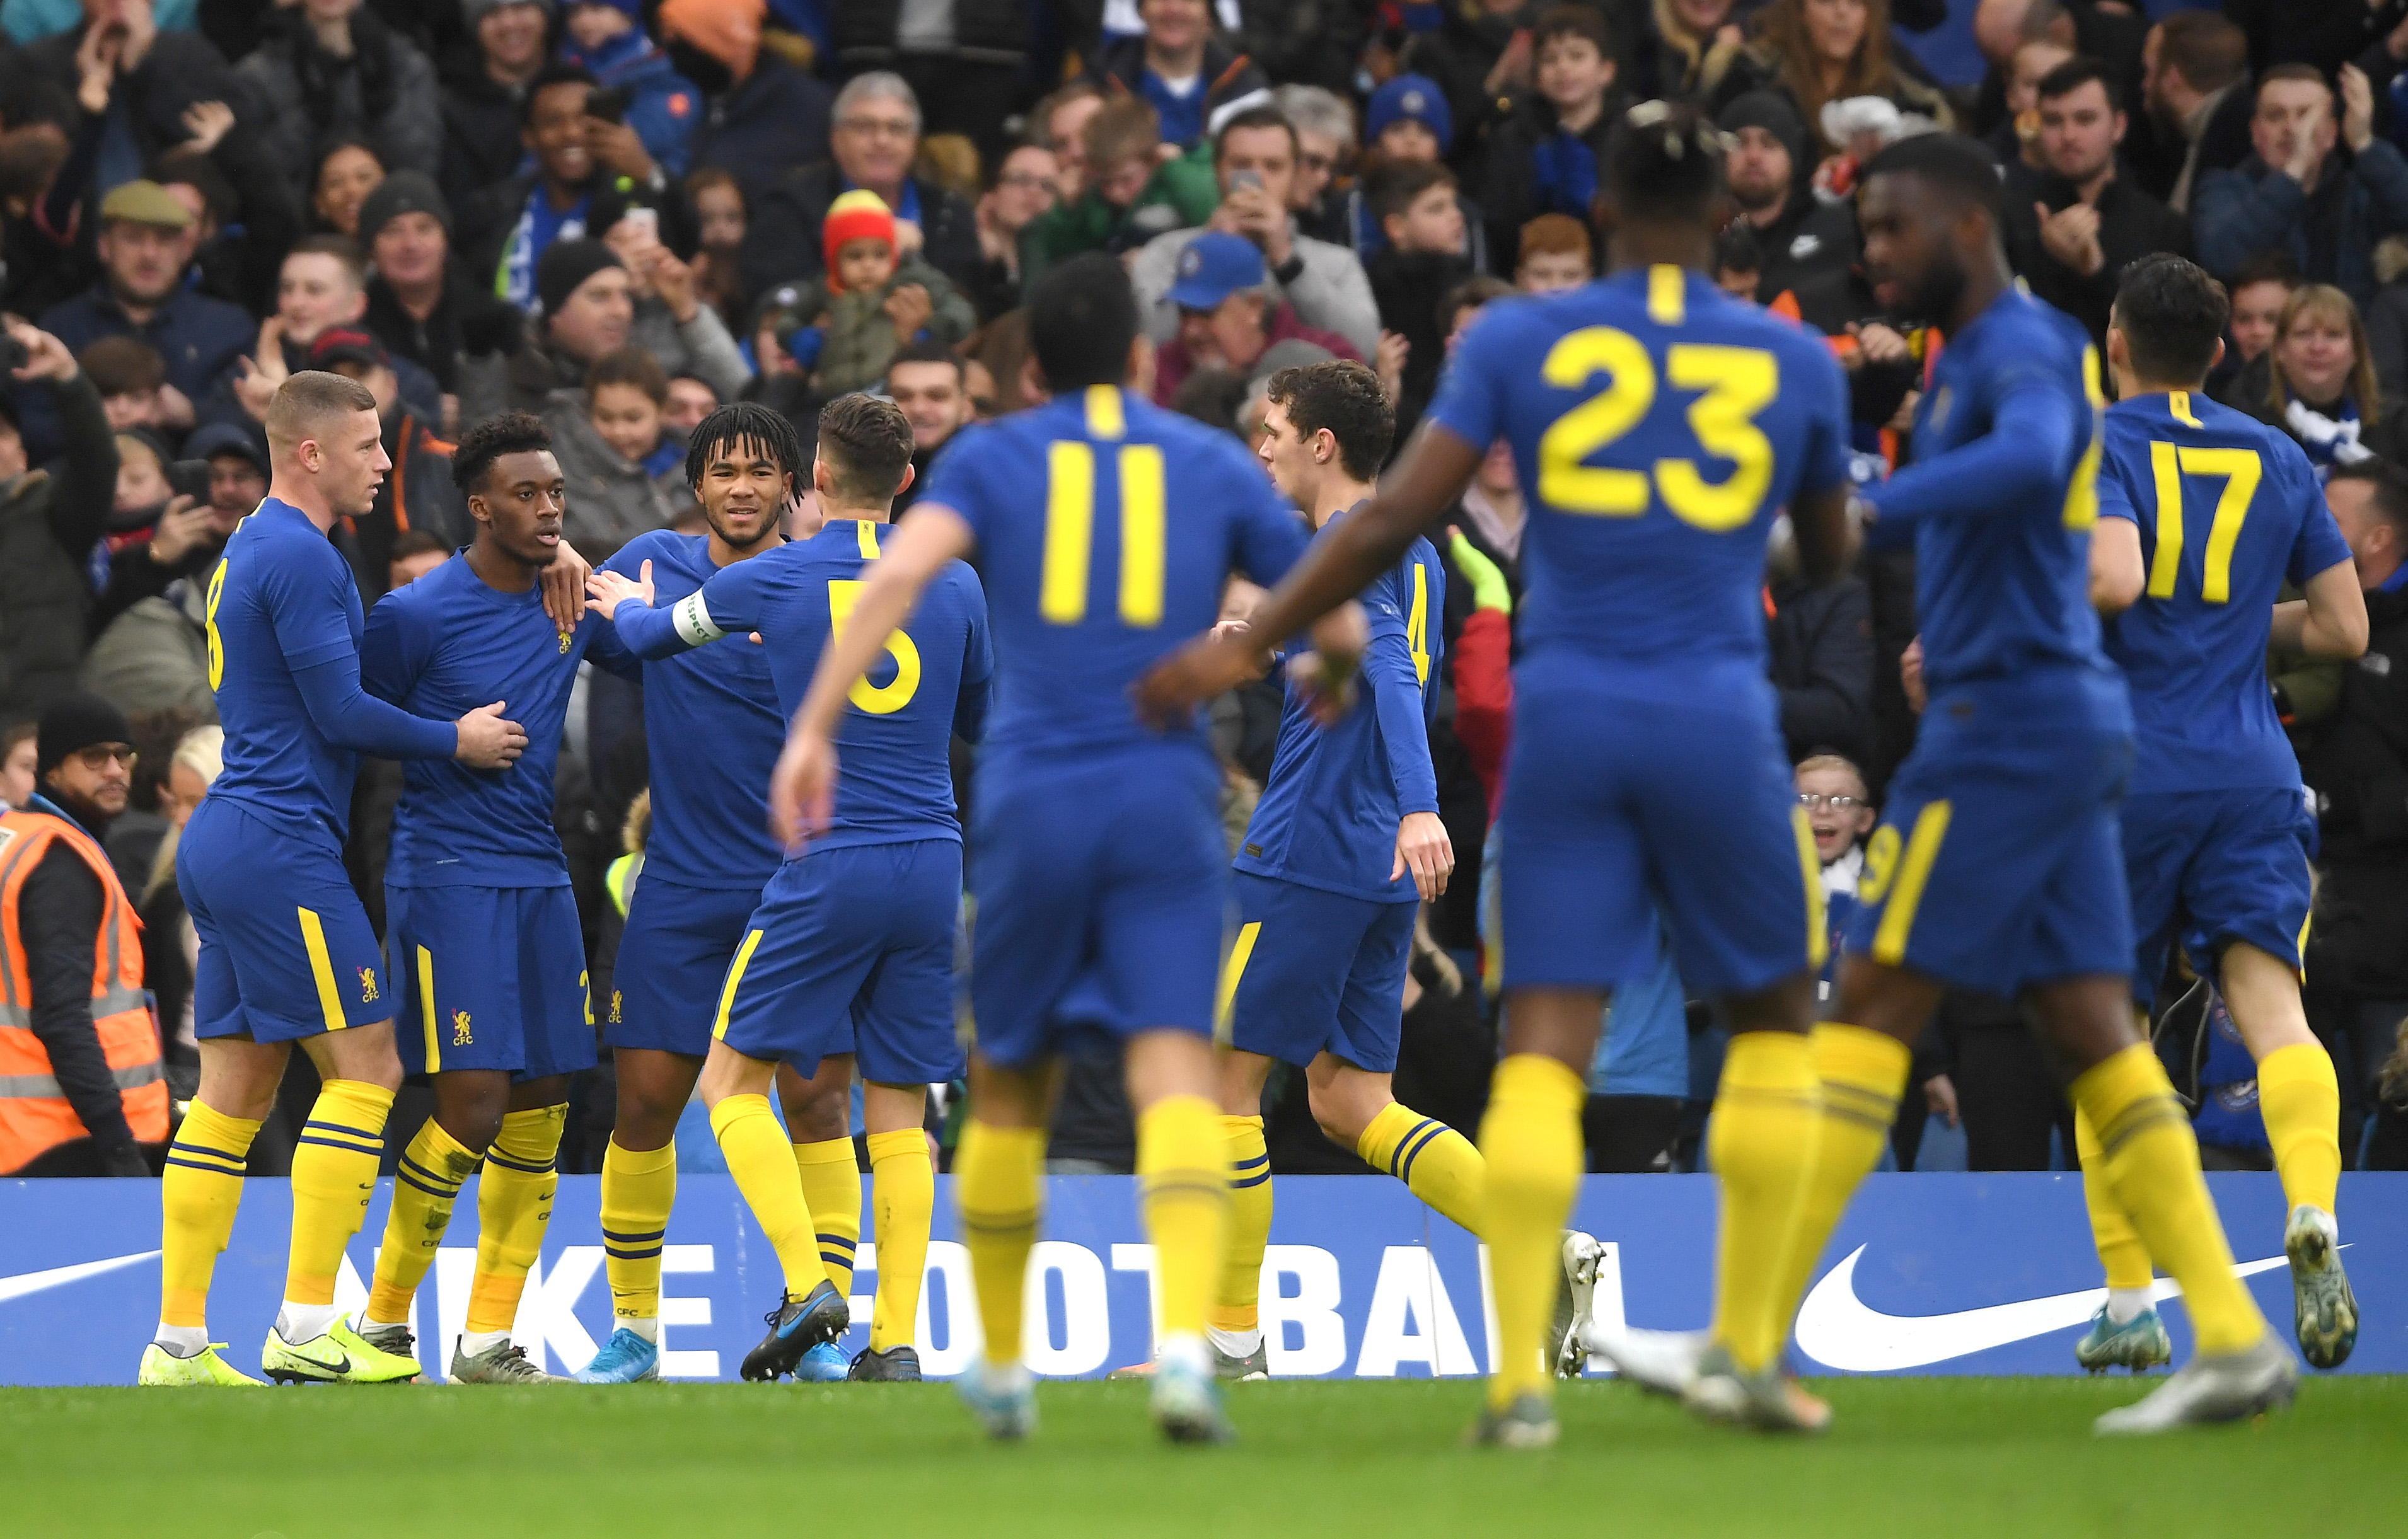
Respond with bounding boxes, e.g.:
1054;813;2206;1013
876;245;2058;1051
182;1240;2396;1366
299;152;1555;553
1536;326;1778;532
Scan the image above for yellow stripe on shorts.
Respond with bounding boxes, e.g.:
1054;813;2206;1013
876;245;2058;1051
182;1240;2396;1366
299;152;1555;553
1216;921;1262;1039
298;906;347;1032
417;945;439;1073
714;929;765;1041
1870;801;1953;967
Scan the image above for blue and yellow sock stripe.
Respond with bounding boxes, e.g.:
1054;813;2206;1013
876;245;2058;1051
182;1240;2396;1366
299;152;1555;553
296;1117;385;1159
818;1232;858;1271
483;1147;557;1176
602;1226;666;1261
396;1152;465;1199
1389;1117;1447;1184
163;1138;249;1177
1229;1151;1270;1190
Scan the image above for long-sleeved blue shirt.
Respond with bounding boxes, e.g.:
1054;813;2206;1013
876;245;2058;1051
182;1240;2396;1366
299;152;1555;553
1236;509;1444;904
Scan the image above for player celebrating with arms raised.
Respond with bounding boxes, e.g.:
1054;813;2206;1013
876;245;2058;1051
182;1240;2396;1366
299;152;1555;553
591;394;992;1383
143;373;545;1386
768;254;1343;1445
1138;105;1858;1446
2078;254;2366;1375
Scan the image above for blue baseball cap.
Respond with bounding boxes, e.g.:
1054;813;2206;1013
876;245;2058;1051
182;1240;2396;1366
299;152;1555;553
1366;73;1452;156
1167;232;1267;311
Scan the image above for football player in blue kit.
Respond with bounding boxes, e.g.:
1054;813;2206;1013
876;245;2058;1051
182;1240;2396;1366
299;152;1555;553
1198;359;1479;1381
352;411;608;1385
574;403;828;1386
144;372;564;1387
767;255;1345;1446
591;394;990;1385
1136;105;1858;1446
1749;137;2293;1435
2075;253;2367;1376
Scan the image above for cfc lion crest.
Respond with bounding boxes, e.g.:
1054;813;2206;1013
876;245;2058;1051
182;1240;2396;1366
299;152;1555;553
451;1010;473;1047
358;966;379;1002
558;628;574;654
609;990;623;1023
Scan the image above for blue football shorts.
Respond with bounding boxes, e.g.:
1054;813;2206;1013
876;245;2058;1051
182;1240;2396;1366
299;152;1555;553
608;875;763;1056
1223;872;1416;1073
2122;785;2316;1006
388;883;595;1081
181;795;390;1044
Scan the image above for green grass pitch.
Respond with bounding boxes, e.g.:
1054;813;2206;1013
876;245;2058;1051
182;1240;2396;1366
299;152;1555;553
6;1376;2402;1538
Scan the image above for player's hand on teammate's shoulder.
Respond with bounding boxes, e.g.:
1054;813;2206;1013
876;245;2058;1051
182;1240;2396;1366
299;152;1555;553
584;559;654;621
1392;810;1454;901
543;539;594;631
768;727;838;851
454;700;528;770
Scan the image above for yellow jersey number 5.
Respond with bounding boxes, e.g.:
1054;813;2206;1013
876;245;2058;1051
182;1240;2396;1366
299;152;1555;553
826;579;920;713
1536;326;1778;531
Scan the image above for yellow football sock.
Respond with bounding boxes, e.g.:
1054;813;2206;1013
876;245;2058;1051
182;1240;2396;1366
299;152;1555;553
1210;1114;1271;1336
2257;1042;2342;1218
1769;1025;1911;1331
367;1117;480;1324
159;1101;260;1327
2073;1044;2266;1356
1137;1094;1229;1346
1707;1031;1821;1373
794;1138;863;1296
1358;1101;1484;1234
956;1118;1045;1366
865;1129;932;1353
1476;1054;1584;1410
285;1080;394;1306
710;1094;828;1298
599;1136;678;1325
2074;1107;2155;1291
466;1104;564;1336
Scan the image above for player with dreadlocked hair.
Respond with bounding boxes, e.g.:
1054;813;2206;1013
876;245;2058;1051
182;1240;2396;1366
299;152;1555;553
1133;100;1858;1444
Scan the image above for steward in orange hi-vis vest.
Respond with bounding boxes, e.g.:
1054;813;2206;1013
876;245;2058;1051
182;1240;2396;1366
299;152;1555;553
0;798;166;1174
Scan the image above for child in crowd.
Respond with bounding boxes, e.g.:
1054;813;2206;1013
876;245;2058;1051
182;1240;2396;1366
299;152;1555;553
560;0;702;180
81;337;177;434
1366;160;1471;436
777;190;975;396
1515;213;1593;294
1711;221;1765;302
685;168;748;328
547;345;693;558
1481;6;1622;272
1796;752;1876;1001
1018;98;1219;290
1355;73;1490;272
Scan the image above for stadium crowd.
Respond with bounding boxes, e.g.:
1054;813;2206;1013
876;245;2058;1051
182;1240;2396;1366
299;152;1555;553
3;0;2407;1182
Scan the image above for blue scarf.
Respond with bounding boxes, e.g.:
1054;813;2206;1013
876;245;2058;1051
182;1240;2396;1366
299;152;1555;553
1531;130;1599;221
2283;391;2372;480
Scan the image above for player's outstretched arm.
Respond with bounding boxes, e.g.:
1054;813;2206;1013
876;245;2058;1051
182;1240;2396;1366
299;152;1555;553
769;505;976;846
2271;560;2370;660
1135;422;1482;722
1859;377;2079;543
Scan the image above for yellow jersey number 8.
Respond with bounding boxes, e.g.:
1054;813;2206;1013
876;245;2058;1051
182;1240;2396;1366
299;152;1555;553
1536;327;1778;531
204;556;229;689
826;579;921;713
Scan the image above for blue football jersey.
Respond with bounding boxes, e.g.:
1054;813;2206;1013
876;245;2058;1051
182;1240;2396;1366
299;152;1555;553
916;385;1310;759
622;517;992;850
1423;264;1851;702
600;531;789;889
2095;389;2354;793
1861;285;2126;727
1237;514;1445;902
362;553;600;886
202;497;376;850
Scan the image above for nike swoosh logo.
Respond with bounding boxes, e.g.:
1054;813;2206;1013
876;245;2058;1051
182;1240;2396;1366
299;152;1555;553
1795;1244;2294;1371
0;1250;159;1304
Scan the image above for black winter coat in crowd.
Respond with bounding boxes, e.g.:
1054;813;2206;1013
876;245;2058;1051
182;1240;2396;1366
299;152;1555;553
0;372;117;730
2301;580;2408;997
2003;171;2192;355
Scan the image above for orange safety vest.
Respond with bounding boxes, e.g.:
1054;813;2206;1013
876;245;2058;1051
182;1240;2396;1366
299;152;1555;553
0;805;166;1172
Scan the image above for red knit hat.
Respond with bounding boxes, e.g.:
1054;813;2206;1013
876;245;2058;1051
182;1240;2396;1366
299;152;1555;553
822;190;896;291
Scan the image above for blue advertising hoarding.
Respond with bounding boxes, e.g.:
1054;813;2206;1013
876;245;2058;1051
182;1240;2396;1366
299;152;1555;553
3;1172;2398;1384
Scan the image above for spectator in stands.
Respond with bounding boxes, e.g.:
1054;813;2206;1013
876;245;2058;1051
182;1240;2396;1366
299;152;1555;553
387;527;451;590
2227;253;2298;374
360;170;521;418
1357;72;1488;272
547;345;686;559
1718;91;1860;308
741;71;975;304
684;168;750;327
1019;98;1219;290
2366;240;2408;406
1626;0;1749;106
1718;0;1954;154
1273;83;1354;248
666;0;833;199
437;0;552;209
1031;81;1106;204
458;237;630;424
2301;461;2408;1165
1363;159;1467;434
212;235;443;436
234;0;439;199
2136;9;2252;214
560;0;700;181
1766;517;1875;766
768;190;973;396
964;142;1054;321
2223;284;2408;472
884;339;972;516
308;137;385;238
32;180;248;462
134;721;221;1104
307;326;468;601
822;0;1034;169
601;208;751;402
1132;106;1381;360
1479;7;1624;275
1151;230;1361;406
20;0;242;217
2194;64;2408;304
1;317;119;725
79;567;212;720
1402;0;1529;166
1087;0;1271;151
0;724;35;810
81;335;170;434
2003;58;2189;354
1440;435;1524;660
661;369;717;437
1712;220;1764;299
1517;212;1592;294
1988;35;2075;182
462;62;635;313
149;125;301;321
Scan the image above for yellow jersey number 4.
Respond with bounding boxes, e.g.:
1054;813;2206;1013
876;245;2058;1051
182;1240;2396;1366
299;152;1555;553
826;579;920;713
1536;326;1778;531
204;555;229;689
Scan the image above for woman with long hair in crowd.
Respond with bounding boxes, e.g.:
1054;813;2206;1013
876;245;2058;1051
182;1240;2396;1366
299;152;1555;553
2224;283;2408;474
1717;0;1953;153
